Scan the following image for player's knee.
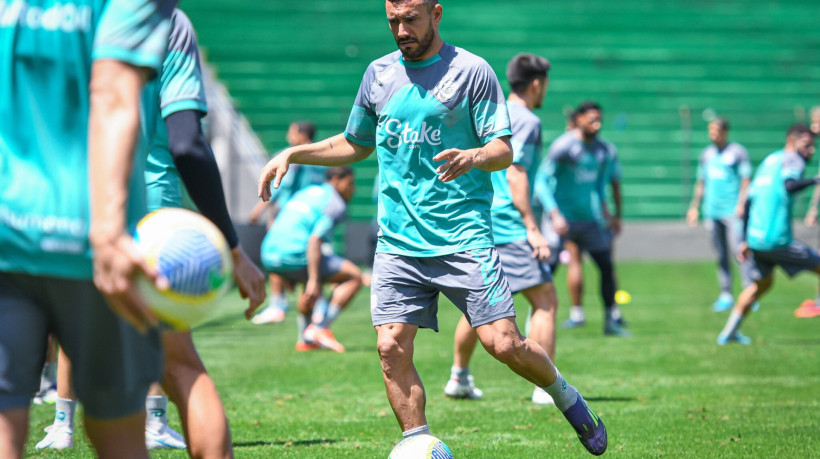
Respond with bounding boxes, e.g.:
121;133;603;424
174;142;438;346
482;332;524;365
376;335;411;376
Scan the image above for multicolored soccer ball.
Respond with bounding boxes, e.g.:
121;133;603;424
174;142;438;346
388;434;454;459
134;208;233;330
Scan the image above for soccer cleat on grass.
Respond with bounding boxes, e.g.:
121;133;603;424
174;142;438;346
251;304;286;325
444;375;483;400
562;318;586;329
712;293;734;312
604;320;632;337
795;300;820;318
716;330;752;346
531;386;554;405
33;385;58;405
35;424;73;450
304;324;345;353
295;341;321;352
146;424;187;450
561;397;607;456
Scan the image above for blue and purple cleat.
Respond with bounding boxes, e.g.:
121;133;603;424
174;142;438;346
562;397;607;455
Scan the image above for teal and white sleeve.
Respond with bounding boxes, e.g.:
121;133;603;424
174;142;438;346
344;63;378;147
159;9;207;119
93;0;177;76
469;61;512;144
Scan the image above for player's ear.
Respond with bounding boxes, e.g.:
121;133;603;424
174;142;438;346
432;3;442;23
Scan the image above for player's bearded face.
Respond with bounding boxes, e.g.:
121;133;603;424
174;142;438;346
395;18;435;59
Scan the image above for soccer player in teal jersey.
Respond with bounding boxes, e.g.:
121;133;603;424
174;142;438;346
443;53;564;406
257;1;606;455
717;124;820;345
33;9;266;455
536;101;628;337
687;118;754;312
0;1;177;457
250;121;329;325
260;167;363;353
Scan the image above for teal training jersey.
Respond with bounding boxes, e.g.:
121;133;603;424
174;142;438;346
536;130;609;223
696;142;752;219
490;102;542;245
260;184;346;270
344;43;512;257
746;150;805;251
145;9;208;212
0;0;175;280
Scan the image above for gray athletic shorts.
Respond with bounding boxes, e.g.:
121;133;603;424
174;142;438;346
550;220;611;254
0;272;162;418
496;240;552;293
748;240;820;281
370;248;515;332
269;254;346;284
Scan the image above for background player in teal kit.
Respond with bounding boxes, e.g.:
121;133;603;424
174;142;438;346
537;101;628;337
443;53;564;406
717;124;820;345
0;1;177;457
251;121;329;325
687;117;754;312
261;167;362;353
257;1;607;455
33;9;266;456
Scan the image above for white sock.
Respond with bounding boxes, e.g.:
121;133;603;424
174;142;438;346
54;398;76;430
145;395;169;431
273;293;288;311
569;305;585;322
450;365;469;384
610;305;622;320
719;310;745;338
402;424;430;438
317;303;342;329
542;371;579;412
311;296;329;324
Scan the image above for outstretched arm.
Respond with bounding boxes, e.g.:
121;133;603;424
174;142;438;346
433;136;513;182
258;134;374;201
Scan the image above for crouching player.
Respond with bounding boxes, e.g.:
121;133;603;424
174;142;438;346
718;124;819;344
260;167;363;352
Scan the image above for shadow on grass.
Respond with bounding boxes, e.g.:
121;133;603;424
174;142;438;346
584;396;636;402
235;438;340;448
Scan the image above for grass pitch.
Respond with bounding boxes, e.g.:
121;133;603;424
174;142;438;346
25;261;820;458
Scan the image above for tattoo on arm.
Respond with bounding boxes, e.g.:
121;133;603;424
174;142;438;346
329;140;334;150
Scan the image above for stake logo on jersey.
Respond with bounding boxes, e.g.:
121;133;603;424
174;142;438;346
344;43;512;257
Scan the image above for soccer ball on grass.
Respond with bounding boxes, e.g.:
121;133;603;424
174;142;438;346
388;434;453;459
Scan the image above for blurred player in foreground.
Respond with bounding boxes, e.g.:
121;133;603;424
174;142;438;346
34;10;266;457
443;53;563;405
536;101;628;336
257;1;607;455
717;124;819;345
0;1;178;457
687;117;754;312
797;106;820;318
251;121;328;325
260;167;362;352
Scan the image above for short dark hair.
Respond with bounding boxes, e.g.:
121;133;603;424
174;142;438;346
710;117;730;131
575;101;602;116
506;53;551;95
787;123;815;139
388;0;438;11
292;121;316;141
326;165;354;181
